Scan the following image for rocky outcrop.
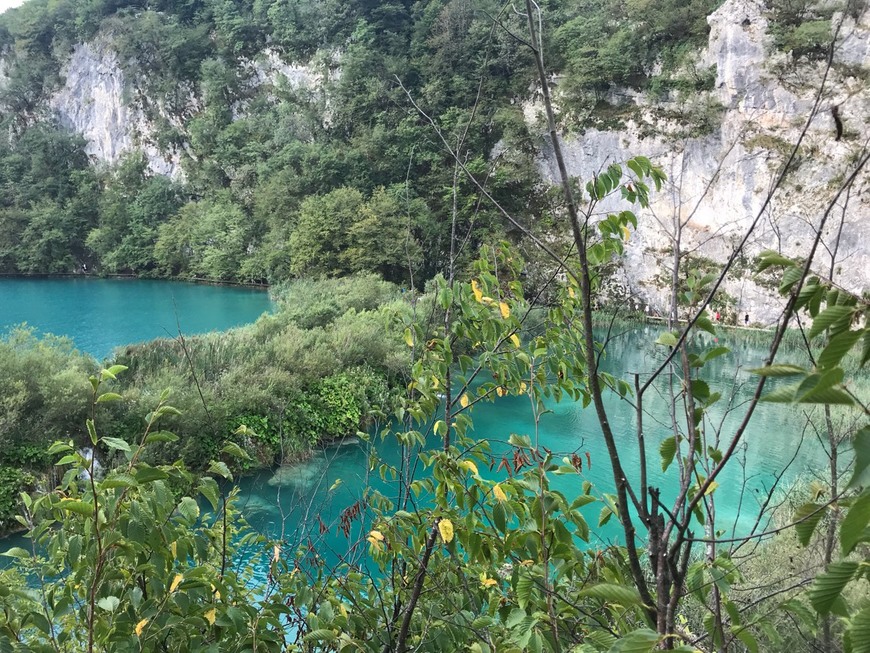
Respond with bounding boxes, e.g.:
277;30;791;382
48;41;333;177
50;41;183;177
536;0;870;325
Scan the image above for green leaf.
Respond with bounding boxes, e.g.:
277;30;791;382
794;502;826;546
809;561;858;615
198;478;221;511
579;583;644;607
760;382;800;403
779;266;804;294
608;628;659;652
848;605;870;653
695;315;715;335
690;379;710;401
586;630;617;650
97;596;120;612
756;250;797;272
796;386;854;405
304;629;337;643
748;364;807;377
703;346;730;362
848;426;870;490
27;612;52;634
794;368;844;402
57;499;94;516
134;465;169;483
656;332;677;347
660;436;677;472
1;547;31;559
732;627;759;653
101;473;137;489
508;433;531;448
87;419;97;445
102;437;131;452
145;431;179;444
221;442;251;461
840;491;870;555
817;330;863;369
515;573;534;610
177;496;200;524
47;441;74;455
96;392;123;404
208;461;232;480
809;305;855;340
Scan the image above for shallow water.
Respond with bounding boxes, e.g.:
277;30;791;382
233;326;826;583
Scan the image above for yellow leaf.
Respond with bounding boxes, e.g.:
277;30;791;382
519;382;528;395
471;279;483;303
493;484;507;502
438;518;454;543
273;544;281;563
367;536;383;552
403;328;414;348
496;386;505;397
459;460;478;475
204;608;216;625
568;286;575;298
481;296;494;305
170;541;177;558
479;574;498;588
705;481;719;496
520;559;534;567
621;225;631;241
460;394;469;408
499;301;510;319
339;603;348;618
510;334;521;348
170;574;183;593
368;529;384;542
135;619;149;636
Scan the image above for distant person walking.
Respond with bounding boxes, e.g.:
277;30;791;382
744;313;749;326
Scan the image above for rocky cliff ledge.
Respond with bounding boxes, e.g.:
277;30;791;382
536;0;869;324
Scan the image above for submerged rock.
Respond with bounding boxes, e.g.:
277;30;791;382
267;454;328;490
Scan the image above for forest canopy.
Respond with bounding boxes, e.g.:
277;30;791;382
0;0;721;286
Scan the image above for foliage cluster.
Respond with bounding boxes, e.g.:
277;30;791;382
0;275;406;477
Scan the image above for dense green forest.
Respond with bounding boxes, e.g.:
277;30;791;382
0;0;725;285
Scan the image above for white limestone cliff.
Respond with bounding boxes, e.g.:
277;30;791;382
50;41;184;177
535;0;869;325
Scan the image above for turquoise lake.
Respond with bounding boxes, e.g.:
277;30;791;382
233;325;825;584
0;277;273;359
0;279;827;581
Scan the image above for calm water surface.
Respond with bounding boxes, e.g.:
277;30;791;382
0;278;273;358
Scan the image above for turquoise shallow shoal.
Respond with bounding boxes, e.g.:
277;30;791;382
0;278;273;359
234;325;827;583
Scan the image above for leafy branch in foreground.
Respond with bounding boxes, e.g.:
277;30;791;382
0;368;289;652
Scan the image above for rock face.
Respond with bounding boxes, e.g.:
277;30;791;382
47;42;332;178
50;41;183;177
537;0;870;325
